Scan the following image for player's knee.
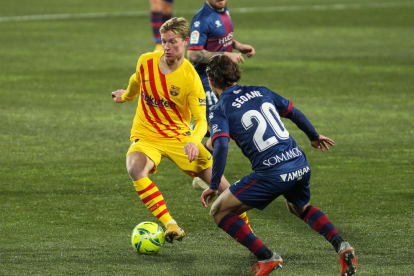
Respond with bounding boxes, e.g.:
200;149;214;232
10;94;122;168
127;160;146;181
286;204;296;215
209;204;221;224
286;201;301;218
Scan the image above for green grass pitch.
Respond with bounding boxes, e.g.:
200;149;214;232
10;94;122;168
0;0;413;275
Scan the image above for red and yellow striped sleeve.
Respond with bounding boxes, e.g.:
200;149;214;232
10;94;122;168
122;57;142;102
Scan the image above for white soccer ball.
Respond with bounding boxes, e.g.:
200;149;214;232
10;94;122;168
131;222;165;254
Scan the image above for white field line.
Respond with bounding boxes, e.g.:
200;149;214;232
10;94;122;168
0;2;413;23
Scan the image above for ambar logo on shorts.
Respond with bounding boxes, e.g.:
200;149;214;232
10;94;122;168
280;166;310;182
143;94;176;108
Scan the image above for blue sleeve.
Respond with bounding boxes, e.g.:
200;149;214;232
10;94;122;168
210;136;229;190
189;19;209;49
266;87;292;116
285;107;319;141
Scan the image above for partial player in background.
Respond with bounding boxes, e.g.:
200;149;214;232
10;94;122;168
111;18;251;243
187;0;255;189
149;0;174;52
201;55;357;276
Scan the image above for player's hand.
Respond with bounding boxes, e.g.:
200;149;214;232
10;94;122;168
238;44;255;58
224;52;244;64
311;135;335;152
184;142;199;162
201;188;218;208
111;89;126;103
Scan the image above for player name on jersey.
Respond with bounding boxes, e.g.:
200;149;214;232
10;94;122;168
232;90;263;108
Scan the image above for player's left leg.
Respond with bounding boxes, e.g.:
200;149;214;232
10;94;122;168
284;170;357;275
192;84;217;189
210;189;283;276
149;0;163;51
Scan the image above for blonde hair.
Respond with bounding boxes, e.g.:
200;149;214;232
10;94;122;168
159;17;191;41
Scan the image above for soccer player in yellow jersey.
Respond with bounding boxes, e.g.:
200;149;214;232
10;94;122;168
111;17;250;243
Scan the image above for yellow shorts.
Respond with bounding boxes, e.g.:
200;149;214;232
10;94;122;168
126;137;213;177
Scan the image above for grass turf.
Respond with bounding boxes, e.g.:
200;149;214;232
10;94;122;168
0;0;413;275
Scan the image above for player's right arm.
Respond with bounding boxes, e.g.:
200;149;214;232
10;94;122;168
111;57;143;103
208;107;230;191
201;107;230;208
200;134;228;208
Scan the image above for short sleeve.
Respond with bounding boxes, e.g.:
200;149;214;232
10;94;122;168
209;106;230;145
188;19;210;50
266;88;292;117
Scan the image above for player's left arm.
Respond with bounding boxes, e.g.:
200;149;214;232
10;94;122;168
284;106;335;152
233;39;255;58
185;72;208;161
269;89;335;152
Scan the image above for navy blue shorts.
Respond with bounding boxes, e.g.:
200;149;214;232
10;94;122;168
229;166;311;210
163;0;173;3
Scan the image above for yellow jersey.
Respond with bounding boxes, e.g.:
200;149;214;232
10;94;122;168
122;52;207;145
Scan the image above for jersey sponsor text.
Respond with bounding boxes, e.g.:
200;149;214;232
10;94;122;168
263;147;303;167
143;93;176;108
280;166;310;182
218;32;233;47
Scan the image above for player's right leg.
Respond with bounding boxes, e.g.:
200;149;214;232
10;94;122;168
126;139;185;243
338;242;357;276
196;167;252;230
161;0;173;22
210;189;283;276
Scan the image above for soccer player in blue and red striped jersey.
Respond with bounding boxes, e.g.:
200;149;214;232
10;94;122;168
149;0;174;52
188;0;255;189
201;55;357;276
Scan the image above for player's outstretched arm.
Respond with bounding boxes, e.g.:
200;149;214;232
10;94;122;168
111;89;126;103
200;136;229;208
311;135;335;152
201;188;218;208
188;49;245;64
233;40;255;58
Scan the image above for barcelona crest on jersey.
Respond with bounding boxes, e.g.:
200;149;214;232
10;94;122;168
170;85;180;96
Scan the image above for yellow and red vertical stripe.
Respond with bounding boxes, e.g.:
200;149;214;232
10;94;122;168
137;58;188;139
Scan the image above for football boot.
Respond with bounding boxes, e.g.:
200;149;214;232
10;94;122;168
164;222;185;243
250;252;283;276
338;242;357;276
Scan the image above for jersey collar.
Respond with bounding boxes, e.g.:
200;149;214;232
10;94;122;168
222;84;240;96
